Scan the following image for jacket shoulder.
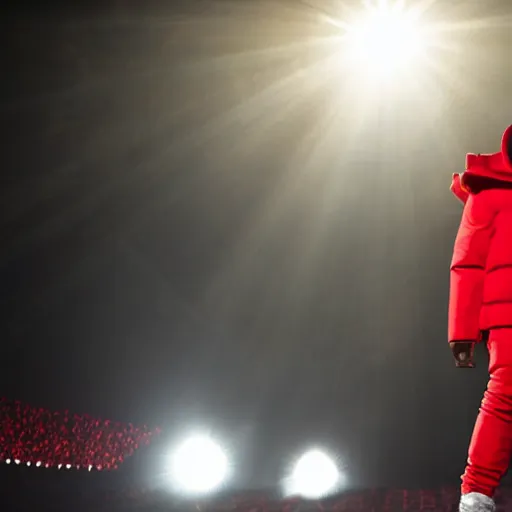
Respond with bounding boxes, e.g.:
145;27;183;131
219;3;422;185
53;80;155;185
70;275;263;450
465;188;509;223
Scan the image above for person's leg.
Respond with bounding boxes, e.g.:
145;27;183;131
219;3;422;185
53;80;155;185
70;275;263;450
460;328;512;510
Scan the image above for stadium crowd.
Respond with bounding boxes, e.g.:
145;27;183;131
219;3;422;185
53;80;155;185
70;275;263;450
0;397;160;470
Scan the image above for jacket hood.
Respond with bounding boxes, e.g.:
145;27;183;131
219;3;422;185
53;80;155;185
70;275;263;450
452;125;512;201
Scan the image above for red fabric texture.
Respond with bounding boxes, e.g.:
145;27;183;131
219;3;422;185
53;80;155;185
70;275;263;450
450;173;469;205
461;328;512;497
448;125;512;342
462;124;512;187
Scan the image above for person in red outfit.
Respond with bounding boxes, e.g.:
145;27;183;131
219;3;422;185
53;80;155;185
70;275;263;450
449;125;512;512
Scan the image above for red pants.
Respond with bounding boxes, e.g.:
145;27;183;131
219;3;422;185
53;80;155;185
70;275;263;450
462;328;512;497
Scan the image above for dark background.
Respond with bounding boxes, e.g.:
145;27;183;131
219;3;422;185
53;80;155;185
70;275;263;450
2;0;511;492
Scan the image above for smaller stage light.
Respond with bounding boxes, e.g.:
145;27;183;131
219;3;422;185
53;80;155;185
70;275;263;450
26;461;31;467
66;464;71;469
169;434;229;494
5;459;11;464
14;459;20;465
36;461;41;467
285;449;340;499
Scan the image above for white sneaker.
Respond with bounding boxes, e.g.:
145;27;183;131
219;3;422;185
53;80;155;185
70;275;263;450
459;492;496;512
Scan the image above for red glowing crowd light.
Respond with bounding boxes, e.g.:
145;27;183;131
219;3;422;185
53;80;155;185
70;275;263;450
0;397;161;471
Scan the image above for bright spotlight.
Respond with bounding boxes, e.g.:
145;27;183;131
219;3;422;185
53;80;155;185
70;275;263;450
36;461;42;467
5;459;10;464
346;1;428;78
286;450;340;499
170;435;229;494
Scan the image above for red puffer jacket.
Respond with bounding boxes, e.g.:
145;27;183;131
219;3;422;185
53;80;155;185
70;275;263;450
449;125;512;342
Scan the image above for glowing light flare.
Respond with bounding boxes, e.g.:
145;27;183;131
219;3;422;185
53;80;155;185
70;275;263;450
345;1;429;78
170;435;229;494
285;450;340;499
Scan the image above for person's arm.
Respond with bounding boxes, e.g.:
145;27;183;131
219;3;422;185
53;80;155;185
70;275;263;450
448;191;495;345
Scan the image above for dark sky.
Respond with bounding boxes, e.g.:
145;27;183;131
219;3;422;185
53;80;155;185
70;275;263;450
2;0;512;492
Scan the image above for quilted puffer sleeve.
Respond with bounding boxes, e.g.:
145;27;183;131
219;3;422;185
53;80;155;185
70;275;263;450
448;192;495;342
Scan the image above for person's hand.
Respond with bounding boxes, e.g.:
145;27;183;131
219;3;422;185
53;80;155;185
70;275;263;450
449;341;476;368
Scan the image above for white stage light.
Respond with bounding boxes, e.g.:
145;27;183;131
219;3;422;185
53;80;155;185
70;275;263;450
66;464;71;469
346;0;428;78
286;450;340;499
5;459;11;464
36;461;42;467
26;461;31;467
170;435;229;494
58;464;62;469
14;459;20;465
